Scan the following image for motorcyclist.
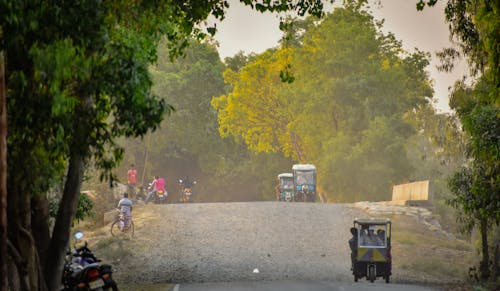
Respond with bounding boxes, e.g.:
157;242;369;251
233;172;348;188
117;192;133;227
179;176;196;202
145;176;158;204
145;176;166;204
181;176;194;189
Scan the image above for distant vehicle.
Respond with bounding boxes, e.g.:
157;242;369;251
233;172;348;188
292;164;316;202
179;177;196;203
350;218;392;283
277;173;294;202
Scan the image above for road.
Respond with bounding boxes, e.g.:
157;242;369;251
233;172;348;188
174;281;439;291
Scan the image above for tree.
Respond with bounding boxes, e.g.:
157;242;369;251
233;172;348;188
213;3;434;201
213;48;304;160
0;50;7;291
418;0;500;280
118;40;294;202
0;1;328;289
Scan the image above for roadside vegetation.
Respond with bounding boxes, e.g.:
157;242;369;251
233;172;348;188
1;0;498;290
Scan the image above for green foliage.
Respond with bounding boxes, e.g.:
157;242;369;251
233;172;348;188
213;4;434;201
224;51;257;72
49;194;94;225
448;79;500;228
421;0;500;281
74;194;94;223
0;0;332;288
116;40;294;201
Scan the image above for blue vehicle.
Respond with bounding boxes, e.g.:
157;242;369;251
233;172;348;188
292;164;316;202
277;173;294;202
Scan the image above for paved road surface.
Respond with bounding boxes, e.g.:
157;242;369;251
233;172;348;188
174;281;438;291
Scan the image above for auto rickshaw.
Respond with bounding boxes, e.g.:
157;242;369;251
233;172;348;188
292;164;316;202
350;218;392;283
277;173;294;202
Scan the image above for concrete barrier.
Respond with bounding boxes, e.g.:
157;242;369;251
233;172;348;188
392;180;431;203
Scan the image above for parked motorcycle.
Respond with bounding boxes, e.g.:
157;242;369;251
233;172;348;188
61;232;118;291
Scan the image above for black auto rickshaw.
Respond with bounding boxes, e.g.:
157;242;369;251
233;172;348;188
350;218;392;283
292;164;316;202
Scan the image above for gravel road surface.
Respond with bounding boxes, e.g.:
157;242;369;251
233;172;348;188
112;202;366;284
176;281;439;291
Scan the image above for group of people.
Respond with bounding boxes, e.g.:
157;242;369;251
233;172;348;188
118;164;195;217
348;225;385;270
126;164;168;203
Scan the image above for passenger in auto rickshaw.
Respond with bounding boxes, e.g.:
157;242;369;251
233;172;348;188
361;225;383;246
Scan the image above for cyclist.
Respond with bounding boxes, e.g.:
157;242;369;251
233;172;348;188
117;192;133;227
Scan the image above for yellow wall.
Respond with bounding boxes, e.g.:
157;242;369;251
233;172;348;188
392;180;430;201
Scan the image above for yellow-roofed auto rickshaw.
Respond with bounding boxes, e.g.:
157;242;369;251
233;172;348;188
349;218;392;283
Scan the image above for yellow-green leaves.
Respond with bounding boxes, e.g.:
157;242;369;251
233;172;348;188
213;4;436;201
213;49;303;159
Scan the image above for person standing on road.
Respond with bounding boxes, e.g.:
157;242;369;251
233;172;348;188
127;164;138;199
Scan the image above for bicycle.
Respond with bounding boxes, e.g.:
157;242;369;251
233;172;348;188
110;209;135;237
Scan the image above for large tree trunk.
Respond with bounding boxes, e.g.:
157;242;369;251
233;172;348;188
0;50;8;291
493;242;499;281
7;183;42;291
44;153;85;291
31;196;50;273
480;217;490;280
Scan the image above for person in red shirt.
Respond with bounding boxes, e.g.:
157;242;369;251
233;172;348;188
127;164;138;199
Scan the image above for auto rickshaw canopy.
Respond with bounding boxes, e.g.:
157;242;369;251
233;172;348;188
277;173;293;179
354;218;391;225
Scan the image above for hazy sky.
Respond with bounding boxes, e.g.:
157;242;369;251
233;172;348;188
212;0;468;113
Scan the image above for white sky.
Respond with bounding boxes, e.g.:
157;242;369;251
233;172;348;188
211;0;468;113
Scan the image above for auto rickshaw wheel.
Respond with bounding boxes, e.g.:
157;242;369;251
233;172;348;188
385;275;390;283
354;274;358;282
368;265;375;283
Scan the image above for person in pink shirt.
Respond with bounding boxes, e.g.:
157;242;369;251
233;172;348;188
145;176;167;204
156;177;165;192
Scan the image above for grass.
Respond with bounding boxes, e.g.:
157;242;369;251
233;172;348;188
392;231;420;245
410;258;468;279
92;235;134;262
